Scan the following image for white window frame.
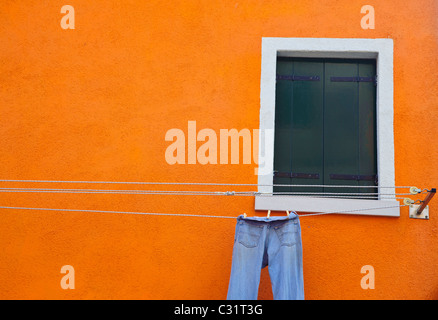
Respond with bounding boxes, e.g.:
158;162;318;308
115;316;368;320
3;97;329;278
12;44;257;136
255;37;399;217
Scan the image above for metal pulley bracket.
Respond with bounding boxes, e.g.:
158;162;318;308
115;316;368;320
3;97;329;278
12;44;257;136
408;188;436;220
409;205;429;220
410;187;422;194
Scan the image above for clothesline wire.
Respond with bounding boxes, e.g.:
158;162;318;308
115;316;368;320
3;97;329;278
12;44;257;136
0;191;407;200
0;203;410;219
296;204;411;217
0;205;236;219
0;188;415;202
0;179;421;218
0;187;415;197
0;179;413;189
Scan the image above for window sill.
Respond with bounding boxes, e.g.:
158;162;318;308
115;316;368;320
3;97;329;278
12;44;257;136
254;195;400;217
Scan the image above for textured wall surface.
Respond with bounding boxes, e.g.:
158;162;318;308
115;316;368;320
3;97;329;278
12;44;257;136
0;0;437;299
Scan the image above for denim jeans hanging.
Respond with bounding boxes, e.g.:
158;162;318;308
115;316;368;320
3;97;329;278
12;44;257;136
227;213;304;300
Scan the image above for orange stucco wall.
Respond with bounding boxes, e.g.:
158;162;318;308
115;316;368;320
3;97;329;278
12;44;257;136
0;0;437;300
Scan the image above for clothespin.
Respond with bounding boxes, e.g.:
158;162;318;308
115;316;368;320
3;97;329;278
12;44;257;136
243;212;247;218
286;210;290;217
267;210;271;219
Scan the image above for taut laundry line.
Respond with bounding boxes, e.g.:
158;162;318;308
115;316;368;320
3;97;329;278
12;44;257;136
0;179;413;189
0;188;252;196
0;188;411;199
0;188;412;196
0;203;410;219
294;204;412;217
260;191;415;196
0;205;236;219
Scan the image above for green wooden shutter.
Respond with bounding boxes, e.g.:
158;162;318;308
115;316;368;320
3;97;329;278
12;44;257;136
274;58;324;194
274;58;294;193
274;58;377;198
357;61;378;196
324;60;361;196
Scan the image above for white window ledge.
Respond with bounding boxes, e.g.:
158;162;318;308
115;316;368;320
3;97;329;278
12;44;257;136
255;196;400;217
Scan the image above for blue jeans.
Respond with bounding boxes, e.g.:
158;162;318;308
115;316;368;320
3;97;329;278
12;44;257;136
227;213;304;300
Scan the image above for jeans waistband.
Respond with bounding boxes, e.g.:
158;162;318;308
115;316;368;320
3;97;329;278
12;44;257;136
237;212;298;224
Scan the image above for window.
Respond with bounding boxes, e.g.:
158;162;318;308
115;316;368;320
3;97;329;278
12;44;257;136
255;38;399;217
273;57;377;199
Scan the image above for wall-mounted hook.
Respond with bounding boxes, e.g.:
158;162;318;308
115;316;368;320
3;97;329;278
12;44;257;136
416;188;436;215
409;188;436;220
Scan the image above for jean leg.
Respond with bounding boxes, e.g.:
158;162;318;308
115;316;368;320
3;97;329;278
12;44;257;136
267;218;304;300
227;220;266;300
